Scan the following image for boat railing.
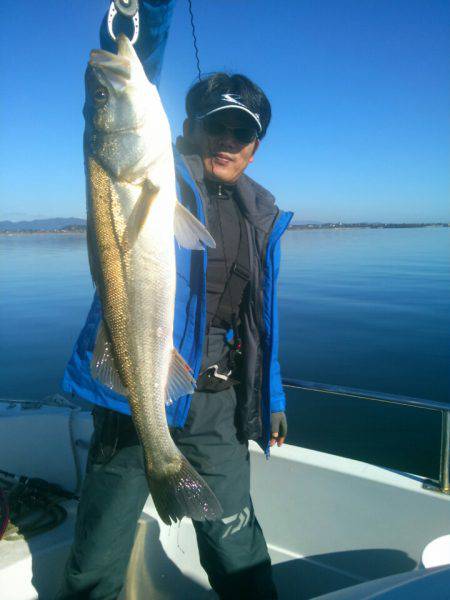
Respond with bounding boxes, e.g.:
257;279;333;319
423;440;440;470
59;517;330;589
0;394;78;410
283;378;450;495
2;384;449;494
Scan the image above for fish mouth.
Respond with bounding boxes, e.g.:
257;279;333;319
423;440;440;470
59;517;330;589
89;35;136;92
89;49;131;92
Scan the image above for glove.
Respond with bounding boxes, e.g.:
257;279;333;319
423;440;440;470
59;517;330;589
270;412;287;447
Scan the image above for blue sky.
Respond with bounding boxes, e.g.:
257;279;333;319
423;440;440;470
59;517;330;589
0;0;448;222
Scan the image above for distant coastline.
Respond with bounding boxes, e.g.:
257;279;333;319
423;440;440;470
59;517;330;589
0;218;86;235
289;222;449;230
0;226;87;235
0;218;448;235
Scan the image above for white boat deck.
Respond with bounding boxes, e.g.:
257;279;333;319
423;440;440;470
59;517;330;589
1;404;449;599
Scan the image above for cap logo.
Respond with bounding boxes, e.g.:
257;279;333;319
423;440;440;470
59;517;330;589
221;93;245;107
220;94;261;130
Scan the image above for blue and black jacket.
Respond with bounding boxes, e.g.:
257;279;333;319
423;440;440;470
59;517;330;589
62;0;293;454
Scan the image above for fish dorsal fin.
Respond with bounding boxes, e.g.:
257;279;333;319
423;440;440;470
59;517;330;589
174;201;216;250
166;348;196;405
122;181;159;250
91;321;128;396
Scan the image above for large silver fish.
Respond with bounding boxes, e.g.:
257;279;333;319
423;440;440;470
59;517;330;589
83;34;221;524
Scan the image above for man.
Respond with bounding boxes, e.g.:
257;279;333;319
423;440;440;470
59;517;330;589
58;2;292;598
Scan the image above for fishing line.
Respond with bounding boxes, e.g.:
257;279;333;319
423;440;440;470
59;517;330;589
188;0;202;80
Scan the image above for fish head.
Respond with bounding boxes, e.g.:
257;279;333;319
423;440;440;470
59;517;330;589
84;34;171;181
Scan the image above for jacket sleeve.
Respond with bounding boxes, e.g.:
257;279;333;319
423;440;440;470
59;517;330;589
99;0;176;86
268;234;286;413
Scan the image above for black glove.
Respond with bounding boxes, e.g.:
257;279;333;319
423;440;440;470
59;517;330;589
270;412;287;447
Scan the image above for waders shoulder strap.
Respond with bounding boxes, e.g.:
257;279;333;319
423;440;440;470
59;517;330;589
212;206;251;329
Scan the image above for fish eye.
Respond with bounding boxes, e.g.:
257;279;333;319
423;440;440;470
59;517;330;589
94;86;109;105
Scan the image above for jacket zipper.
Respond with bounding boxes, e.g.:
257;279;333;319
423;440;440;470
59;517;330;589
255;211;281;453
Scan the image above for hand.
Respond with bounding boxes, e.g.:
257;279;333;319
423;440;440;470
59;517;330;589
270;412;287;447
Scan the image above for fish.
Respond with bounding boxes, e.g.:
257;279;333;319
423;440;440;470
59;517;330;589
83;34;221;525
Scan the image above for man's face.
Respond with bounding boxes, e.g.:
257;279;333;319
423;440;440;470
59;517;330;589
184;110;260;184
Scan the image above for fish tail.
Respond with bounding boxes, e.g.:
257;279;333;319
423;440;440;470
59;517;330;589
148;456;223;525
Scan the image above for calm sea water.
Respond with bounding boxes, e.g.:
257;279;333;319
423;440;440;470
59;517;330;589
1;228;449;478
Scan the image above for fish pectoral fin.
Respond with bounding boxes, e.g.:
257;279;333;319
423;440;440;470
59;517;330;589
91;321;128;396
166;348;196;405
122;181;159;250
174;201;216;250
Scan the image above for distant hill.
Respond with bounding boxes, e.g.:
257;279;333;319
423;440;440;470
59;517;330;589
0;218;86;232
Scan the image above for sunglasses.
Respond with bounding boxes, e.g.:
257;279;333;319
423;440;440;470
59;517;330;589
201;118;258;144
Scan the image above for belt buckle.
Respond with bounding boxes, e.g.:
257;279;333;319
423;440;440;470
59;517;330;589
208;364;232;381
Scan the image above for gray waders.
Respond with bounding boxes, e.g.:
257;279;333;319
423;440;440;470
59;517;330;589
57;335;276;600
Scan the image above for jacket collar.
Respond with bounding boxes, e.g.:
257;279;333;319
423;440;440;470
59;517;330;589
175;137;279;234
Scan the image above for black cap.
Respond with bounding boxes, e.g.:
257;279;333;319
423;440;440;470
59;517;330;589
195;92;262;134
